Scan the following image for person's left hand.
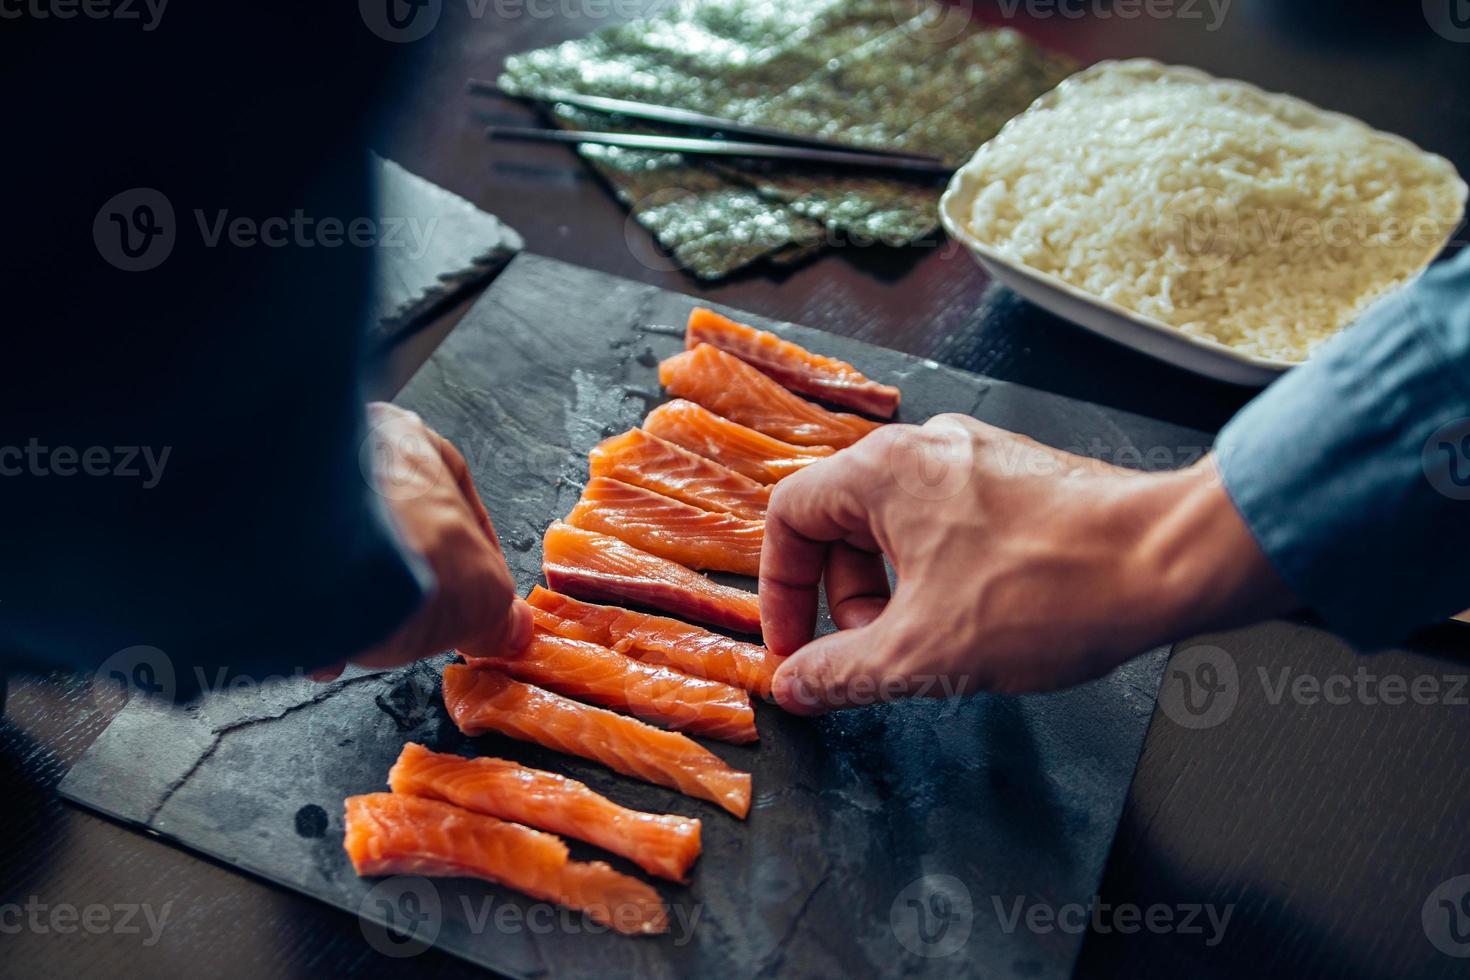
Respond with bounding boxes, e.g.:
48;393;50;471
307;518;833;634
310;403;531;680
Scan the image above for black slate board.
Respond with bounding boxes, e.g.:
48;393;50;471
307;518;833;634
60;253;1210;979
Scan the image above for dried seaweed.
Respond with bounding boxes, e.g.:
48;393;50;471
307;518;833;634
501;0;1075;277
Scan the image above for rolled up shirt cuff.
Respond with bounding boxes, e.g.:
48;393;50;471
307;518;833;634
1214;253;1470;649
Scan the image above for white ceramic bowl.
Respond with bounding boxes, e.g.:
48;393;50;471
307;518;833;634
938;60;1468;387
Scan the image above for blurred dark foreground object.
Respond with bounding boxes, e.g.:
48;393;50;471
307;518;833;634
0;9;439;684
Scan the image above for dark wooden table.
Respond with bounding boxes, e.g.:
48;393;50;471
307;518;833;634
5;3;1470;978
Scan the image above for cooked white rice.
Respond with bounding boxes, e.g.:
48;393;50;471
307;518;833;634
963;61;1466;362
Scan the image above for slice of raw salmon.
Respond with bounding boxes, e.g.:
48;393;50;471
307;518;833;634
590;428;770;521
659;343;881;448
442;664;752;818
644;399;833;485
469;628;757;744
528;586;781;699
542;520;761;634
387;742;702;882
342;792;669;935
686;308;901;418
566;477;764;577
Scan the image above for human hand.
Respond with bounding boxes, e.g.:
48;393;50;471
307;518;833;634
759;414;1292;714
310;403;531;680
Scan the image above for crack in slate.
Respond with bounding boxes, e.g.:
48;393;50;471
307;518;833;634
755;867;833;978
143;672;388;825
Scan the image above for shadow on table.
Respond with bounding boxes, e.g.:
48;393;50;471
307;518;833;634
0;719;69;905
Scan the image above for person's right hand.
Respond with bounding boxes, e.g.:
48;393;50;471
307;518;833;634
310;403;532;680
759;414;1293;715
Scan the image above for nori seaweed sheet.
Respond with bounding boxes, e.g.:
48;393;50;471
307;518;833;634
501;0;1075;278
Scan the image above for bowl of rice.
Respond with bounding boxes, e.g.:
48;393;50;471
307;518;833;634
938;59;1467;385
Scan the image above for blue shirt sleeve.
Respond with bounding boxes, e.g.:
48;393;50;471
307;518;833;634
1214;249;1470;650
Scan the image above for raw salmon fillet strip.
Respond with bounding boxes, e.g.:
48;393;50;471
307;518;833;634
442;664;752;818
343;792;669;935
542;520;761;634
644;399;833;485
659;343;881;448
590;428;770;521
469;628;757;744
387;742;702;882
529;586;781;699
567;476;764;577
686;308;901;418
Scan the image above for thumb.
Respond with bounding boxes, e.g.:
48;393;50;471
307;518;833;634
772;617;903;717
460;596;534;661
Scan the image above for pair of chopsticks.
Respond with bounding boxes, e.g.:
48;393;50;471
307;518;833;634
469;79;954;178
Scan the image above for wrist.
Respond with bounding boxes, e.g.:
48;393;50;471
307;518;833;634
1115;456;1294;648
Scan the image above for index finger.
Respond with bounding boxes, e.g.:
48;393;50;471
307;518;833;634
758;455;880;656
428;427;504;554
